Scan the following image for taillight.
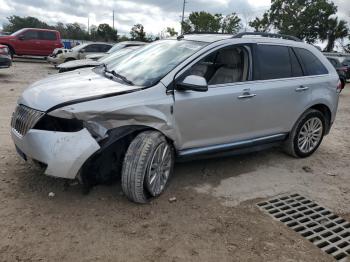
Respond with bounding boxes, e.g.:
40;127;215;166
0;47;8;55
337;80;343;93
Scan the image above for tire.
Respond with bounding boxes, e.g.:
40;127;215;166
284;109;326;158
5;46;14;58
121;131;174;203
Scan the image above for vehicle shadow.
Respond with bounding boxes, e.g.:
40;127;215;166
11;146;287;202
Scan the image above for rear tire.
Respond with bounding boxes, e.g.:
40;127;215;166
121;131;174;204
284;109;325;158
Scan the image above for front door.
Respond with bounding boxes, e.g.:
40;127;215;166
173;44;261;150
16;30;41;55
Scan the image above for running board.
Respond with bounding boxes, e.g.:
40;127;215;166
177;133;288;157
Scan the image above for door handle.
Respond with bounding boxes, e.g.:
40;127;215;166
295;86;309;92
238;93;257;99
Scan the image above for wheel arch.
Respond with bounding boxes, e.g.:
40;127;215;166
80;125;175;191
307;103;332;134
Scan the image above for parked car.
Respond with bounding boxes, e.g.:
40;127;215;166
47;42;113;66
323;52;350;80
0;44;12;68
10;33;340;203
57;45;142;73
341;58;350;80
0;28;63;57
326;56;347;90
85;41;146;60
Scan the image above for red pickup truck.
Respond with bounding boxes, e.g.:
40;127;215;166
0;28;63;57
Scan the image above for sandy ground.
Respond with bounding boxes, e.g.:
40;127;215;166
0;59;349;262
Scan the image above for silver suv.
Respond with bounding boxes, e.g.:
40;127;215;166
11;33;340;203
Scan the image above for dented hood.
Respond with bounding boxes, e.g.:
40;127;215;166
19;68;141;112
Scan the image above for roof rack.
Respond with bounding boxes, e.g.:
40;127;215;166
233;32;302;42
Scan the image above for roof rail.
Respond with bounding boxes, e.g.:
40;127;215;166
184;32;231;35
233;32;302;42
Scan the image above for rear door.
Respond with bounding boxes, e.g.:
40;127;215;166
250;44;312;134
37;31;59;56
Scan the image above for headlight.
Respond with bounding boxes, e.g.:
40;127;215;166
34;115;84;132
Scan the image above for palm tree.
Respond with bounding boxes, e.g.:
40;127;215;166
323;18;349;52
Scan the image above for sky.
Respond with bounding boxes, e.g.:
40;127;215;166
0;0;349;37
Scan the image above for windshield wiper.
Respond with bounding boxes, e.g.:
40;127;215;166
102;64;134;86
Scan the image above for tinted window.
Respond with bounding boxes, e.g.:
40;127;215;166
289;48;303;77
85;44;101;52
23;30;38;40
38;31;57;40
294;48;328;75
257;45;292;80
100;44;112;52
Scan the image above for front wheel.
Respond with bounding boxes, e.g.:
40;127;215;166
284;109;326;158
121;131;174;203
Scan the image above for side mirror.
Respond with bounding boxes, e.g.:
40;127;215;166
177;75;208;92
18;35;25;40
79;49;86;53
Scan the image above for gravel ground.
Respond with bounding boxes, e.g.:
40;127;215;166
0;59;349;262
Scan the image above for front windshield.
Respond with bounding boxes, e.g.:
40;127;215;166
99;47;138;64
11;29;26;36
107;40;206;87
71;43;87;51
107;43;125;54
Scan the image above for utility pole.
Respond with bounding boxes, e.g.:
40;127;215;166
113;10;115;30
87;17;90;35
181;0;187;35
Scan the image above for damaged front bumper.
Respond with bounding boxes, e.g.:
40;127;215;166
11;128;100;179
47;55;64;66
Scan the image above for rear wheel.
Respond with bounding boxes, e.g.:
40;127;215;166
121;131;174;203
284;109;325;158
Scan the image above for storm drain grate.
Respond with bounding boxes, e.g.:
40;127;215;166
257;194;350;261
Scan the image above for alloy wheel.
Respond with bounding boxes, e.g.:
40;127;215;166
297;117;323;154
145;142;172;196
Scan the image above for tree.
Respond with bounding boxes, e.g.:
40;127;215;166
181;20;192;34
166;27;178;36
249;0;338;43
3;15;52;33
221;13;241;34
249;13;271;32
180;11;242;34
130;24;146;41
64;23;88;40
97;23;118;42
321;18;348;52
188;11;222;33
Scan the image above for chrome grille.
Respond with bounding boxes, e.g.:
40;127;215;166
11;105;45;136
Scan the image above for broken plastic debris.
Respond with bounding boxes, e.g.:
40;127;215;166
48;192;55;198
169;197;177;203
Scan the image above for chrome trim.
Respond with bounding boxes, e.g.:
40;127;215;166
178;133;287;157
11;105;45;137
